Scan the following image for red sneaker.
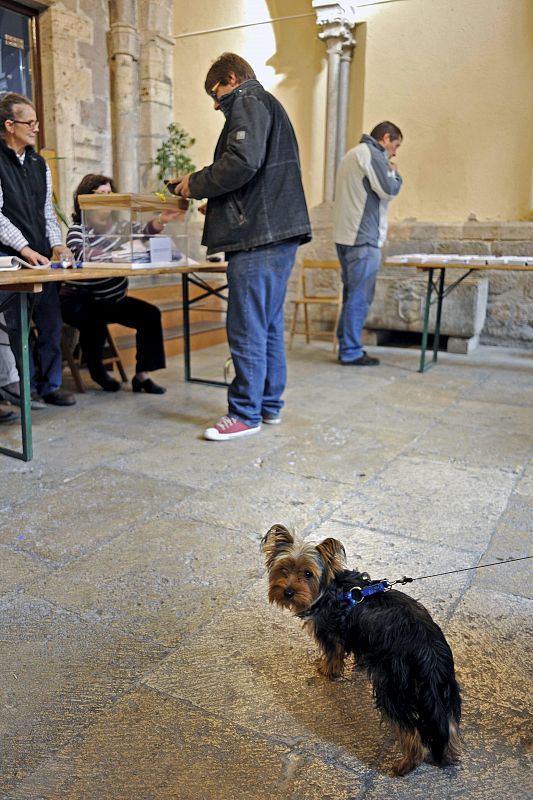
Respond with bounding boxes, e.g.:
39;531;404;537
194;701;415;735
204;415;261;441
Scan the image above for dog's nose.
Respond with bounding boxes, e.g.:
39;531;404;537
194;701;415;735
284;588;295;598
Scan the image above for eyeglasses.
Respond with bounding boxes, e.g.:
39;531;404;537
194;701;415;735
209;81;221;100
10;119;39;130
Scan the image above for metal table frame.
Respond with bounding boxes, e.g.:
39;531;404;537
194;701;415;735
385;258;533;373
418;266;475;373
0;263;228;461
0;289;34;460
181;268;229;387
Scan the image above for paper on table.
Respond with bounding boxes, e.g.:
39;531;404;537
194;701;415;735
0;256;20;271
385;254;433;264
85;255;199;269
10;256;50;270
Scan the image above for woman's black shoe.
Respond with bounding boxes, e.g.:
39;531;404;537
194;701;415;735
131;376;166;394
90;368;121;392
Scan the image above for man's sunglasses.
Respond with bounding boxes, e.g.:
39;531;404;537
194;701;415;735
209;81;221;100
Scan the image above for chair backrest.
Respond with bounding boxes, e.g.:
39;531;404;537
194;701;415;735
299;259;341;300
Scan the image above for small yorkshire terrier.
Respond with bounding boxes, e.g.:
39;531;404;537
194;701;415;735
262;524;462;776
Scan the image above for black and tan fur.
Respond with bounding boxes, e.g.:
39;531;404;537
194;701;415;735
261;524;462;776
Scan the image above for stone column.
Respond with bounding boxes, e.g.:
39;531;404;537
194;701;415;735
336;36;355;172
321;33;343;202
108;0;140;192
138;0;175;191
313;1;356;201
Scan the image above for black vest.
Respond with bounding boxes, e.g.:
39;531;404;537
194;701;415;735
0;139;50;257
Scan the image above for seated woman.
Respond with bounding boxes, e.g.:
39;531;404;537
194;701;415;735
61;174;180;393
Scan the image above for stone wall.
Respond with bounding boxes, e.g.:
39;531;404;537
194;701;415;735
38;0;174;222
138;0;175;190
385;219;533;348
293;204;533;349
39;0;112;218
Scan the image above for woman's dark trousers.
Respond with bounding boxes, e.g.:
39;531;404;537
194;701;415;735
60;294;166;377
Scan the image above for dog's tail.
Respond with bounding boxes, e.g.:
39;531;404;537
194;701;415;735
376;651;461;774
414;640;462;766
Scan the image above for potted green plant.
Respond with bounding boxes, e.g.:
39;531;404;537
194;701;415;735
150;122;196;197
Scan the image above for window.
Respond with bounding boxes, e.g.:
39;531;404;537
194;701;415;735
0;1;43;140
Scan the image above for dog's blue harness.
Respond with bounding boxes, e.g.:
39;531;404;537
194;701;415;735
343;577;413;606
340;556;533;607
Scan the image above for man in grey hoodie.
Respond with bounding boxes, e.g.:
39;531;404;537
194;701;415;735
333;121;403;365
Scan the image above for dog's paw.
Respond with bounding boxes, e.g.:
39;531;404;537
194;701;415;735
316;655;343;681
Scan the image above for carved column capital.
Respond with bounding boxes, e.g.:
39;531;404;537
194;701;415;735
312;0;356;25
340;31;356;61
314;2;356;61
108;24;140;61
313;0;357;39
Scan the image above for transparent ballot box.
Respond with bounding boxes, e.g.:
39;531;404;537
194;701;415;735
77;193;189;267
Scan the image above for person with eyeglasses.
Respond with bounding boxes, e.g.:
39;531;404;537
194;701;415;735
0;91;76;408
170;52;311;441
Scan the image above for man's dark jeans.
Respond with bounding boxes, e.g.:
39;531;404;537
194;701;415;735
336;243;381;362
226;240;298;427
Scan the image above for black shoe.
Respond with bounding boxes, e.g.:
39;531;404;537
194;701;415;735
131;376;166;394
42;389;77;406
90;368;121;392
0;406;16;423
0;386;46;409
339;351;380;366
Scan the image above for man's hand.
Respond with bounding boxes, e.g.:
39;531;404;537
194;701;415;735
20;246;50;266
172;174;192;199
198;202;208;216
388;156;398;172
51;245;75;265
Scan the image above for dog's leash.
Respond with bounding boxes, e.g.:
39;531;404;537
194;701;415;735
343;555;532;606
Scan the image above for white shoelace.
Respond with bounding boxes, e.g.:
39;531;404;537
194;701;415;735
216;415;238;430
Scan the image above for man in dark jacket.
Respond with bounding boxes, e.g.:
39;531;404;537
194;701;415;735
172;53;311;441
0;92;75;407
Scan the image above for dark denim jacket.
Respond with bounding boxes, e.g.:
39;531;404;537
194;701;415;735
188;80;312;254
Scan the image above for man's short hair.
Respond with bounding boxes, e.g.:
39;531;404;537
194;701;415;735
204;53;256;94
370;121;403;142
0;92;35;137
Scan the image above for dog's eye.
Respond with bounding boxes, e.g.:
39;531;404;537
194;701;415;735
304;570;313;579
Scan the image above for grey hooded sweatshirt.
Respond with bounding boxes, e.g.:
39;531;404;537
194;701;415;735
333;133;402;249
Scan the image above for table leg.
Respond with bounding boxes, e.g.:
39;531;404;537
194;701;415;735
418;268;434;373
431;268;446;365
0;291;32;461
181;271;229;387
181;272;191;382
17;292;32;460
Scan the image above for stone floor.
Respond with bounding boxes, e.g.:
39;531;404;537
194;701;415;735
0;341;532;800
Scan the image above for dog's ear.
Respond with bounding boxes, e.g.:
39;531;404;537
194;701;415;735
315;537;346;574
261;524;294;567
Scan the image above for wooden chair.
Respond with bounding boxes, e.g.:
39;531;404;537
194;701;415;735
289;259;342;350
61;324;128;392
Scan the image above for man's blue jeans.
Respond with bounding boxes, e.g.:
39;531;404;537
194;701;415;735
226;240;298;427
336;243;381;362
